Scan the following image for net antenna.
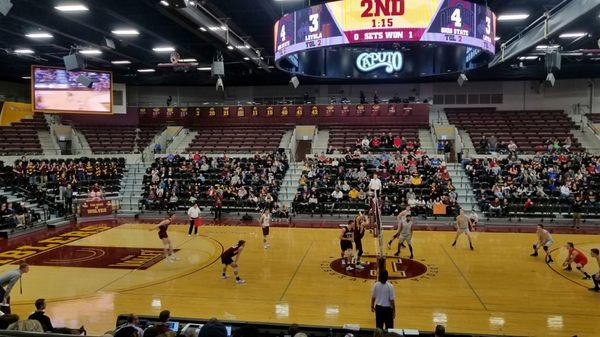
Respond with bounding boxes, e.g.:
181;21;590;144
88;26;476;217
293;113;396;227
371;189;386;271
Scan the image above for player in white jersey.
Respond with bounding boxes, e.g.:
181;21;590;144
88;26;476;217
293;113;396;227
387;207;414;259
452;209;474;250
259;208;271;249
530;224;554;263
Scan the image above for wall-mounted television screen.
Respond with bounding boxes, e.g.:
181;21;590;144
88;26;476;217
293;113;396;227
32;66;113;114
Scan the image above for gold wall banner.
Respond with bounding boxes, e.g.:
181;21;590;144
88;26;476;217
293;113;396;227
0;102;33;126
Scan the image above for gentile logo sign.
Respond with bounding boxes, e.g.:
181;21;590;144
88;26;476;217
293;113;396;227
356;51;403;73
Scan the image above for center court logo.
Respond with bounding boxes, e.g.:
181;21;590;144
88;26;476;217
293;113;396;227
356;51;403;74
321;255;438;284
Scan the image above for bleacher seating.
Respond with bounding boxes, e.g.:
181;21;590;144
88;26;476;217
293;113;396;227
446;108;583;153
0;113;48;155
2;157;125;205
186;126;288;154
464;154;600;218
587;113;600;124
138;126;164;150
141;152;289;212
293;154;458;216
75;126;137;153
327;125;424;154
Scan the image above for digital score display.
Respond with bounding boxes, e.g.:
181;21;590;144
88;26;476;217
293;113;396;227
274;0;496;61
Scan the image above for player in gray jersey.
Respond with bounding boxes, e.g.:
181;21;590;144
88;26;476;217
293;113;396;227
589;248;600;292
387;207;414;259
452;209;474;250
530;224;554;263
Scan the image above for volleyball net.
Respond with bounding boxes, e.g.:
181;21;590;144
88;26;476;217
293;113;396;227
370;189;386;270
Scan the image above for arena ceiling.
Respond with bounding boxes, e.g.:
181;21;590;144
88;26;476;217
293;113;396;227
0;0;599;86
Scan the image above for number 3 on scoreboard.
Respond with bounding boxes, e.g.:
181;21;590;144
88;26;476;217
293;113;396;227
451;8;461;28
485;16;491;35
309;13;320;33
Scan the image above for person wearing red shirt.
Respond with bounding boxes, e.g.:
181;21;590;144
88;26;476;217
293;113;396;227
371;137;381;148
563;242;592;279
393;136;401;149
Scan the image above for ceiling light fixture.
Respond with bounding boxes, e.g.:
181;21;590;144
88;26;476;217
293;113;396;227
180;58;197;62
536;44;560;50
220;25;227;31
137;69;155;73
497;13;529;21
22;76;31;79
243;57;250;61
199;27;207;32
227;45;234;50
14;49;34;54
160;1;169;6
494;36;501;41
559;32;586;38
54;3;89;12
518;56;538;60
111;29;140;36
25;32;53;39
152;46;175;52
197;67;211;71
111;60;131;64
80;49;102;55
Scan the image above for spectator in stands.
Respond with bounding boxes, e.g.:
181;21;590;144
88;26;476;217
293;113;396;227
28;298;85;334
434;324;446;336
115;314;144;337
114;326;139;337
154;143;162;154
489;198;502;217
198;318;227;337
331;188;343;202
65;184;74;214
6;319;43;332
155;310;173;337
487;135;498;152
373;91;380;104
0;314;19;330
360;91;366;104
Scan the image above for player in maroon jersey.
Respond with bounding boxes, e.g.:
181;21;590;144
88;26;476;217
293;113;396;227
221;240;246;284
150;213;178;262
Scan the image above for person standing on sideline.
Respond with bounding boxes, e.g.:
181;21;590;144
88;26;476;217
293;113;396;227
369;173;382;194
0;263;29;312
530;224;554;263
187;202;201;236
371;270;395;330
589;248;600;292
452;209;474;250
64;184;73;215
259;208;271;249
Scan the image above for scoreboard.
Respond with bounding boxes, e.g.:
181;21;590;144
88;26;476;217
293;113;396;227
274;0;496;61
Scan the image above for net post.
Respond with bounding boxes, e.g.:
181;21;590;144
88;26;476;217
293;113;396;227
371;188;386;273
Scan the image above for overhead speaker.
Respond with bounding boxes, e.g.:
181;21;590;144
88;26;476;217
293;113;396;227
545;51;562;72
170;0;186;8
289;76;300;89
63;53;85;71
76;75;93;89
104;38;116;49
0;0;13;16
545;73;556;87
457;73;468;87
211;61;225;77
216;77;224;91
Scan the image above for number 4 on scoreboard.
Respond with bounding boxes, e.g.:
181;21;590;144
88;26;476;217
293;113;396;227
280;25;286;42
451;8;462;28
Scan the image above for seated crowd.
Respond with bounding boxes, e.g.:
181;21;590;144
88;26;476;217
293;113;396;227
141;152;289;214
1;157;125;216
293;154;458;216
478;135;573;155
465;153;600;218
327;132;423;155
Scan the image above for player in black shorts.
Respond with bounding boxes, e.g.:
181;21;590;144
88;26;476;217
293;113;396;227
221;240;246;284
354;211;367;269
340;220;355;272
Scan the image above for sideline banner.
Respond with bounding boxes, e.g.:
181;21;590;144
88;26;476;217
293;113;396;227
0;102;33;126
80;200;113;217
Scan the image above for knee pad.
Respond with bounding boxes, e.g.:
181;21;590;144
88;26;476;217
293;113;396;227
543;246;549;252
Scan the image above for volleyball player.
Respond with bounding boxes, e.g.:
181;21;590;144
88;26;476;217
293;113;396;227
150;212;178;262
530;224;554;263
563;242;591;279
340;220;355;271
452;209;474;250
387;208;414;259
353;211;368;269
589;248;600;292
221;240;246;284
259;208;271;249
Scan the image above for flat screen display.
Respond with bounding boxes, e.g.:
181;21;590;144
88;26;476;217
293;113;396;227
32;66;113;114
274;0;496;61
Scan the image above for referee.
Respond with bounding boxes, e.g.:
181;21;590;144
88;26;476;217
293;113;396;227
187;202;201;236
371;270;395;330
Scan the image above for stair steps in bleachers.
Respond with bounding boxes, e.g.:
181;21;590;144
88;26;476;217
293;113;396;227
279;162;304;209
417;129;435;155
38;130;61;155
119;163;150;212
311;129;329;154
457;129;477;155
446;163;480;214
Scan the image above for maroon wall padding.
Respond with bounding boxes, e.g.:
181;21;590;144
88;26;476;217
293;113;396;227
135;103;430;127
60;110;139;126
